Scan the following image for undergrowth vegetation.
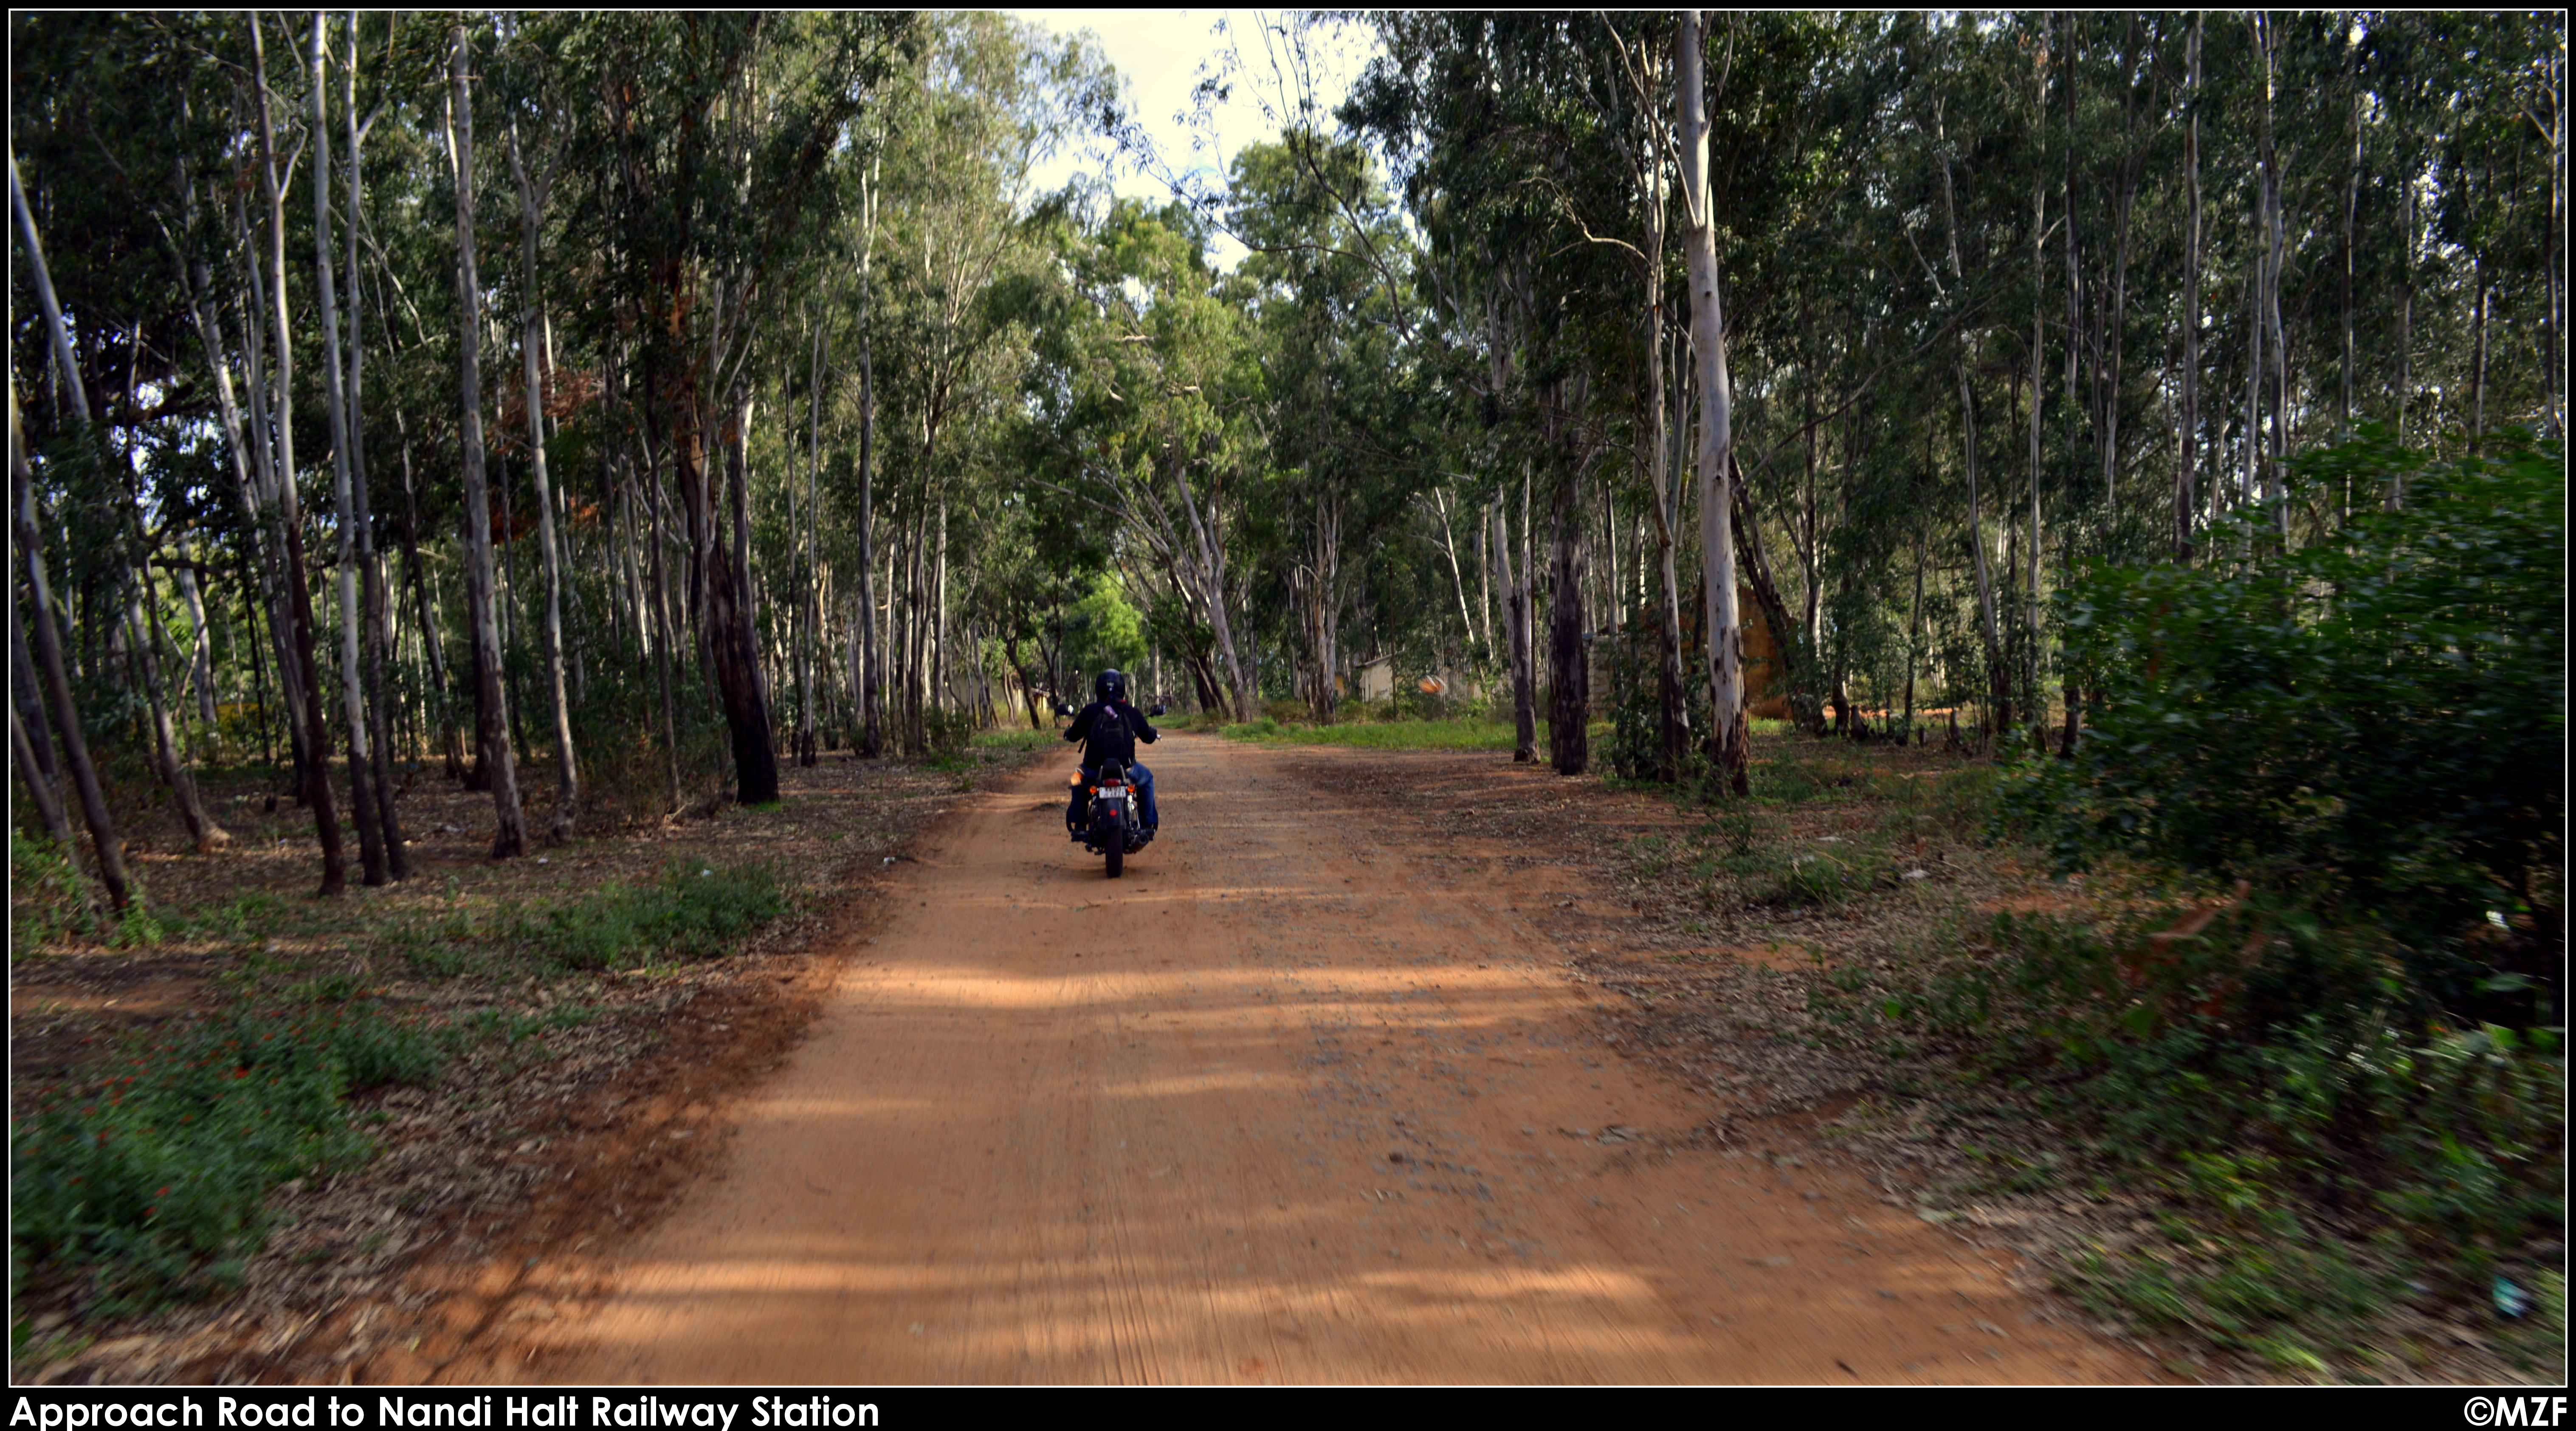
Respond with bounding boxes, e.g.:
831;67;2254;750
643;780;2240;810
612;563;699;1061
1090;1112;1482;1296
1882;432;2559;1375
10;998;438;1317
1600;434;2564;1375
8;856;794;1326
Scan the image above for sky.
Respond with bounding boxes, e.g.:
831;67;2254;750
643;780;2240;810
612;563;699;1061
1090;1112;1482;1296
1004;9;1385;269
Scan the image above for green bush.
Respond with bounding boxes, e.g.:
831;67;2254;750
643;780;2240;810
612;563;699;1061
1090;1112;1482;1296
10;830;94;950
1913;905;2563;1271
2001;428;2564;1020
11;999;441;1312
921;708;978;759
515;859;790;971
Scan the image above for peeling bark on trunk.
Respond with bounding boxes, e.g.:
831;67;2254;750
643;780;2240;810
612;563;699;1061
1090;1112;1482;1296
1680;12;1747;793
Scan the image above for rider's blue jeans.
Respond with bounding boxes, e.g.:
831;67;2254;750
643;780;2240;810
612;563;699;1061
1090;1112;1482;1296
1069;762;1156;829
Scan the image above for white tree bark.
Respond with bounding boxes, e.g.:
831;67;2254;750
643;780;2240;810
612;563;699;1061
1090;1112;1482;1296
1678;10;1745;789
449;23;526;857
312;13;389;884
509;115;580;841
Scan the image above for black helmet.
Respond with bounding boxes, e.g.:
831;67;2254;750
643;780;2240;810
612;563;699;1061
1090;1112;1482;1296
1094;669;1127;703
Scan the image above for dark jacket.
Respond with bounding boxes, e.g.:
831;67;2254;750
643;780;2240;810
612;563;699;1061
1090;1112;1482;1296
1065;700;1157;768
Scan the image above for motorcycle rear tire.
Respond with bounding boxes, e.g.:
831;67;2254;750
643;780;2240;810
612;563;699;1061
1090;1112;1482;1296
1095;806;1124;879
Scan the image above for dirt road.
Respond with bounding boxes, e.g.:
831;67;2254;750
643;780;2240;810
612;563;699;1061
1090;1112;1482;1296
543;732;2149;1383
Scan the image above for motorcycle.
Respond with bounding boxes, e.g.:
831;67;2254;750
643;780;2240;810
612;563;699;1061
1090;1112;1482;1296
1057;701;1163;879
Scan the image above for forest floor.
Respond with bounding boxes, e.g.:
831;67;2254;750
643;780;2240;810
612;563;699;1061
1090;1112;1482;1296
8;744;1015;1384
8;726;2556;1384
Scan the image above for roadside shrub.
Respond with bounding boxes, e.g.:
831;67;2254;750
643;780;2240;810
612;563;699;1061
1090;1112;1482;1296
10;830;95;950
516;859;790;971
1914;904;2564;1268
921;708;977;759
11;999;441;1313
2001;428;2564;1023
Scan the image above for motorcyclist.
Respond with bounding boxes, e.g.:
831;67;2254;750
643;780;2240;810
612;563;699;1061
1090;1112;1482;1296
1063;669;1159;842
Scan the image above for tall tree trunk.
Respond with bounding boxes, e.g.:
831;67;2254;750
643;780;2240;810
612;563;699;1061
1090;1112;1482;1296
11;704;75;856
2257;13;2288;536
2029;83;2049;748
705;385;780;803
856;155;883;757
178;566;220;731
1497;482;1535;762
2341;73;2360;437
1937;124;2009;739
173;167;300;774
2470;254;2491;452
934;497;949;720
2548;53;2567;441
1168;454;1253;723
1546;462;1590;777
251;16;349;893
2395;167;2415;468
124;562;226;852
449;24;526;858
1638;231;1690;780
312;15;389;885
396;416;466;782
2101;16;2139;513
13;605;57;782
646;431;679;813
11;388;127;910
800;311;823;764
1428;487;1480;676
343;20;406;876
509;119;580;841
2177;14;2203;563
1680;11;1747;794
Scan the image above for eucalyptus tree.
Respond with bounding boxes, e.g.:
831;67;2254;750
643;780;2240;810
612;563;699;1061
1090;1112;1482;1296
1020;197;1267;723
866;12;1109;750
499;13;579;841
586;11;910;801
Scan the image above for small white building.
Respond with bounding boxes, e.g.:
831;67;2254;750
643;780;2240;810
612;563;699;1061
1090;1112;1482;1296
1355;656;1395;703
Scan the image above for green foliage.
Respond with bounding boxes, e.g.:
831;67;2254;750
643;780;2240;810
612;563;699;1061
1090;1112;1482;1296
507;859;790;972
10;999;441;1313
1063;572;1150;682
919;709;978;761
10;831;95;951
2063;1231;2387;1365
1913;905;2564;1276
2001;430;2565;1013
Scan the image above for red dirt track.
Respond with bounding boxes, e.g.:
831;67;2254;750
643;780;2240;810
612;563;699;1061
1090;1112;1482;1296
525;732;2150;1384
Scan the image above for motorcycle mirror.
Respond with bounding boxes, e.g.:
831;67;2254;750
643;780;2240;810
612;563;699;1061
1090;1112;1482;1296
1148;704;1166;717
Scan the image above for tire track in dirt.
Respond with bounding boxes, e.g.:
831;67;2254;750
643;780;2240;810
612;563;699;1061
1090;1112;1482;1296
529;732;2152;1383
